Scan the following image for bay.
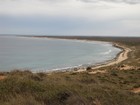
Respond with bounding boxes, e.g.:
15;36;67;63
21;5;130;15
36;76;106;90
0;36;121;72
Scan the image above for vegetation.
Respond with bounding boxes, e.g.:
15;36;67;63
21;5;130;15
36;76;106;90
0;37;140;105
0;69;140;105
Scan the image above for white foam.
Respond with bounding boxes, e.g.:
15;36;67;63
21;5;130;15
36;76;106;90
101;49;112;55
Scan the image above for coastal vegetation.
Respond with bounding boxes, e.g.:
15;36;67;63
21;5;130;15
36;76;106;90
0;36;140;105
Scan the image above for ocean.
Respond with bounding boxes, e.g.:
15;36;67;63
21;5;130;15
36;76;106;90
0;36;121;72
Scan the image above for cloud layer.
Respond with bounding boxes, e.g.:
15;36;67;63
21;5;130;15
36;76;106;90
0;0;140;36
80;0;140;4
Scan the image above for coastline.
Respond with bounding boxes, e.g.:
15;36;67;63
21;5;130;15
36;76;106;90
24;36;132;72
89;43;131;70
39;37;131;73
3;36;131;73
67;42;131;73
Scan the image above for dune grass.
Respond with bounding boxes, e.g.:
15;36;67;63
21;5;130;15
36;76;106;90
0;68;140;105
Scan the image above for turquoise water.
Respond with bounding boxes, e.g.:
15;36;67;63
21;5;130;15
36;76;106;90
0;36;121;72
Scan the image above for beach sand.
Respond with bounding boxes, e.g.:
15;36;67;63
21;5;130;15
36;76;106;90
76;43;131;73
92;43;131;69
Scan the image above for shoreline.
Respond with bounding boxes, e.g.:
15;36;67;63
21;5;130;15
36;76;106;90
0;36;131;73
22;36;132;73
40;37;131;73
65;42;131;73
89;43;131;70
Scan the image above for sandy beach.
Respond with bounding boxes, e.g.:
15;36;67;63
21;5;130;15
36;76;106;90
75;42;131;72
92;43;131;69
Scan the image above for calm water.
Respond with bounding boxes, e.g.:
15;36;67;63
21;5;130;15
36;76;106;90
0;36;121;72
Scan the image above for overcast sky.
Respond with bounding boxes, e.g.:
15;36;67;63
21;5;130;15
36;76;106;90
0;0;140;36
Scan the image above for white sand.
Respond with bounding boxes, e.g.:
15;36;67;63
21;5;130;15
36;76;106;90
91;43;131;70
76;43;131;73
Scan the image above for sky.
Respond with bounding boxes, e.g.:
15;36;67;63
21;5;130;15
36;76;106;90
0;0;140;36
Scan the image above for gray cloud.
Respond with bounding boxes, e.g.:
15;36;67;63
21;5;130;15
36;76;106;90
79;0;140;4
1;0;140;4
0;0;140;36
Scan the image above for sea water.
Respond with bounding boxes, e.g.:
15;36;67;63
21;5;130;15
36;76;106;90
0;36;121;72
